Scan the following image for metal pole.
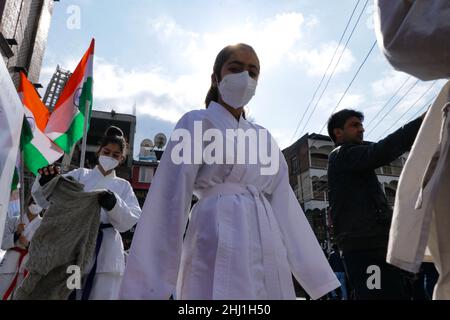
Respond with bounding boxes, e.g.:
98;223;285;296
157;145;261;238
19;151;25;224
62;144;76;173
79;99;90;168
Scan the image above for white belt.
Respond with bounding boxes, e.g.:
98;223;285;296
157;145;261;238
197;182;283;299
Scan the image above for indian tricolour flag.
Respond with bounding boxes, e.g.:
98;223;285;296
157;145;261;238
45;39;95;153
19;72;64;175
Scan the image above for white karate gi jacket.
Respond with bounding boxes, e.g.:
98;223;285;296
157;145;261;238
0;214;42;274
0;214;41;298
32;167;141;274
375;0;450;80
119;101;340;300
387;81;450;299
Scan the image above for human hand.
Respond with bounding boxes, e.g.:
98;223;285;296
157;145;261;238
38;165;61;186
16;223;25;234
18;234;29;247
98;190;117;211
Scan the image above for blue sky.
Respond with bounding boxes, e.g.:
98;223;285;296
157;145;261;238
39;0;445;157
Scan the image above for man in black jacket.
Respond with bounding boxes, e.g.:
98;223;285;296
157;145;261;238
327;109;423;300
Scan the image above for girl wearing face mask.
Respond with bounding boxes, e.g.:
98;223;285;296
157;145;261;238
120;44;340;300
32;126;141;300
0;197;42;299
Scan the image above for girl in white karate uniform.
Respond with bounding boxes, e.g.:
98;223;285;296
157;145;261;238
0;198;42;300
33;126;141;300
120;44;340;300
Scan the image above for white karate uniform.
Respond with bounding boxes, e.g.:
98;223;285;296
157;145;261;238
0;214;42;299
32;166;141;300
375;0;450;80
119;101;340;300
388;81;450;299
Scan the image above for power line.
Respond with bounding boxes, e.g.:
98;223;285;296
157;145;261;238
365;79;420;138
407;94;438;122
294;0;370;141
364;76;411;130
289;0;362;143
329;41;377;118
311;40;377;142
375;81;437;140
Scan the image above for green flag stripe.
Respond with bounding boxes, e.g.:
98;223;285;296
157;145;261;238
79;77;93;120
11;167;19;191
20;115;33;150
53;112;85;153
53;77;93;153
23;143;53;175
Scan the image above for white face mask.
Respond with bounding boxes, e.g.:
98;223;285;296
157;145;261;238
28;204;42;215
99;155;119;172
218;71;257;109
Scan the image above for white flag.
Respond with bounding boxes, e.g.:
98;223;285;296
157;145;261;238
0;57;24;241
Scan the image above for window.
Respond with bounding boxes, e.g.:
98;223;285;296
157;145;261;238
138;167;154;183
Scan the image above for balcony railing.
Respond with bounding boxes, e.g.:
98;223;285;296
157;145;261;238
310;157;328;169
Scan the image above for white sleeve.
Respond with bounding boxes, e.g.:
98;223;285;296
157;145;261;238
31;168;84;208
107;182;142;233
1;216;19;250
119;112;201;299
375;0;450;80
269;149;340;300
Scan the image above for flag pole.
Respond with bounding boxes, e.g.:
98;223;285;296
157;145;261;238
79;99;90;168
19;151;25;224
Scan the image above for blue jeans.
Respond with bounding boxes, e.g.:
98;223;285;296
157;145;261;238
331;272;348;300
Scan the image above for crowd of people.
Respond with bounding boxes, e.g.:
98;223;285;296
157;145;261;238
1;0;448;298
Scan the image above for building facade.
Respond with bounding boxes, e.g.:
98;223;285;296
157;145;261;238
0;0;56;87
282;133;407;251
0;0;57;202
131;149;163;207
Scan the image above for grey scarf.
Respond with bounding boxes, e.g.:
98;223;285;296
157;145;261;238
14;175;102;300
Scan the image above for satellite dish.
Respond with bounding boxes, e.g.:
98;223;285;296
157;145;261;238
139;139;156;161
141;139;154;149
154;133;167;149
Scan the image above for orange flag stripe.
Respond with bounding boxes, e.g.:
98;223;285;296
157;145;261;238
53;38;95;112
19;72;50;132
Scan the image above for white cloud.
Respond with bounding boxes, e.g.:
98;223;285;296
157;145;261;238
371;70;411;98
148;12;306;71
43;55;207;124
82;11;312;124
317;91;365;113
305;14;320;29
290;41;355;77
270;127;296;150
42;12;330;138
92;57;208;123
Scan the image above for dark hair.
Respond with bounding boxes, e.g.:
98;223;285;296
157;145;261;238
205;43;258;107
327;109;364;143
98;126;128;157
